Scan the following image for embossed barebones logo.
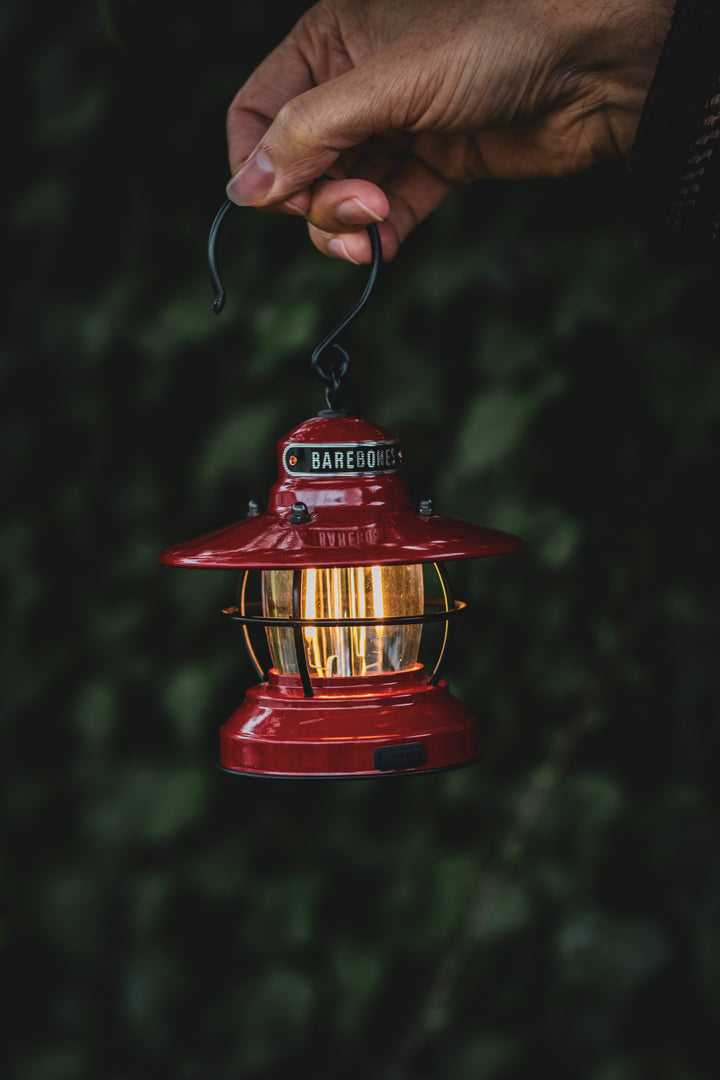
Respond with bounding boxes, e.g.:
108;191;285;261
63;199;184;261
283;441;402;477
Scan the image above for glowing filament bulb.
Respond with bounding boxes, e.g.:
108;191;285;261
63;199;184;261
303;568;322;675
262;564;424;679
371;566;384;618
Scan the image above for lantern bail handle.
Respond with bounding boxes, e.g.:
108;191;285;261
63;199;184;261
207;189;381;411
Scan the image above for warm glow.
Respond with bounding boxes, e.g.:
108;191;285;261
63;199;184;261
262;564;424;678
371;566;384;618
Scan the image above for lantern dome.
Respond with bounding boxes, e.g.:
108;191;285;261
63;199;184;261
159;413;521;570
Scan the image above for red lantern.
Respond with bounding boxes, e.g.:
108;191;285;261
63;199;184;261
160;201;521;778
160;411;520;778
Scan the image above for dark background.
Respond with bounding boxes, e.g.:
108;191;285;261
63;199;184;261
4;3;720;1078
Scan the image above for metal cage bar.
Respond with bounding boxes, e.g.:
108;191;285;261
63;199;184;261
429;562;454;686
292;569;314;698
229;564;462;694
225;601;465;629
238;570;265;681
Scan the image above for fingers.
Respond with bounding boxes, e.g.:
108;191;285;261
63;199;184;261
306;178;388;229
226;36;319;176
382;153;455;245
226;57;407;208
251;175;393;253
225;23;456;262
308;221;399;264
306;156;454;263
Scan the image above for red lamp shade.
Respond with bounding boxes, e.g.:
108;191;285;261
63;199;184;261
160;413;521;779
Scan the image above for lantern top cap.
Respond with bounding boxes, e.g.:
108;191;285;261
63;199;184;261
159;412;522;569
282;412;396;445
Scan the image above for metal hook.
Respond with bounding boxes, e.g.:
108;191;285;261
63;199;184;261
207;190;381;409
310;222;380;410
208;197;234;314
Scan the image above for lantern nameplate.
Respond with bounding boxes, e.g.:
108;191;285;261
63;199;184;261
283;440;401;477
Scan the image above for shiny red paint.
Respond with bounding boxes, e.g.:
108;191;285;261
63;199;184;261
219;666;478;778
159;413;522;569
160;412;521;779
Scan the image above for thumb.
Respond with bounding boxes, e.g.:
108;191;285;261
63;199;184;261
226;61;402;207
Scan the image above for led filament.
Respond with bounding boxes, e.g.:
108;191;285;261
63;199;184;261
262;564;424;677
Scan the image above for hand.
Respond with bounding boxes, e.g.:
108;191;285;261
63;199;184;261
226;0;672;262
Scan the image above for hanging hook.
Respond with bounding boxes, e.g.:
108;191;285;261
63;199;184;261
310;222;380;410
207;188;382;409
208;197;234;314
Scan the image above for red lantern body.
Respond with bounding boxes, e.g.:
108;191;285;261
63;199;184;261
160;414;521;778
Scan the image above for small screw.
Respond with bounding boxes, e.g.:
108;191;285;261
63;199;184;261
290;501;311;524
246;499;263;517
419;498;434;517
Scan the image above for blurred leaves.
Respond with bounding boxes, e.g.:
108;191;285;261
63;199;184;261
3;3;720;1080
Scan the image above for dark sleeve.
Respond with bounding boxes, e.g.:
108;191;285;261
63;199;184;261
630;0;720;241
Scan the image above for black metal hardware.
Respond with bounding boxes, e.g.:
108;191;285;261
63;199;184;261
207;184;381;411
373;743;427;771
289;501;311;524
292;568;314;698
225;598;465;630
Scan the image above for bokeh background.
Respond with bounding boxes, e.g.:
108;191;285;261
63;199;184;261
4;3;720;1078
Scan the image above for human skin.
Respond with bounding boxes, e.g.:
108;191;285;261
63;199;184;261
226;0;673;263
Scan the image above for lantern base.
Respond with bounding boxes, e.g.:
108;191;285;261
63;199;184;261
217;758;479;781
219;666;478;779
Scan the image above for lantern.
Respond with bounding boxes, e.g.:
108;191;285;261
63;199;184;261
159;199;521;778
160;411;521;778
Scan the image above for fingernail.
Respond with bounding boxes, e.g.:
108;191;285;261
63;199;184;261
282;193;309;215
337;198;384;225
328;238;360;264
226;151;275;205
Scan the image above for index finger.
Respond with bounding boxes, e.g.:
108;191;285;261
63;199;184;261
227;36;319;175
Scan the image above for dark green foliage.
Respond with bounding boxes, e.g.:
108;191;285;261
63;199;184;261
3;3;720;1078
